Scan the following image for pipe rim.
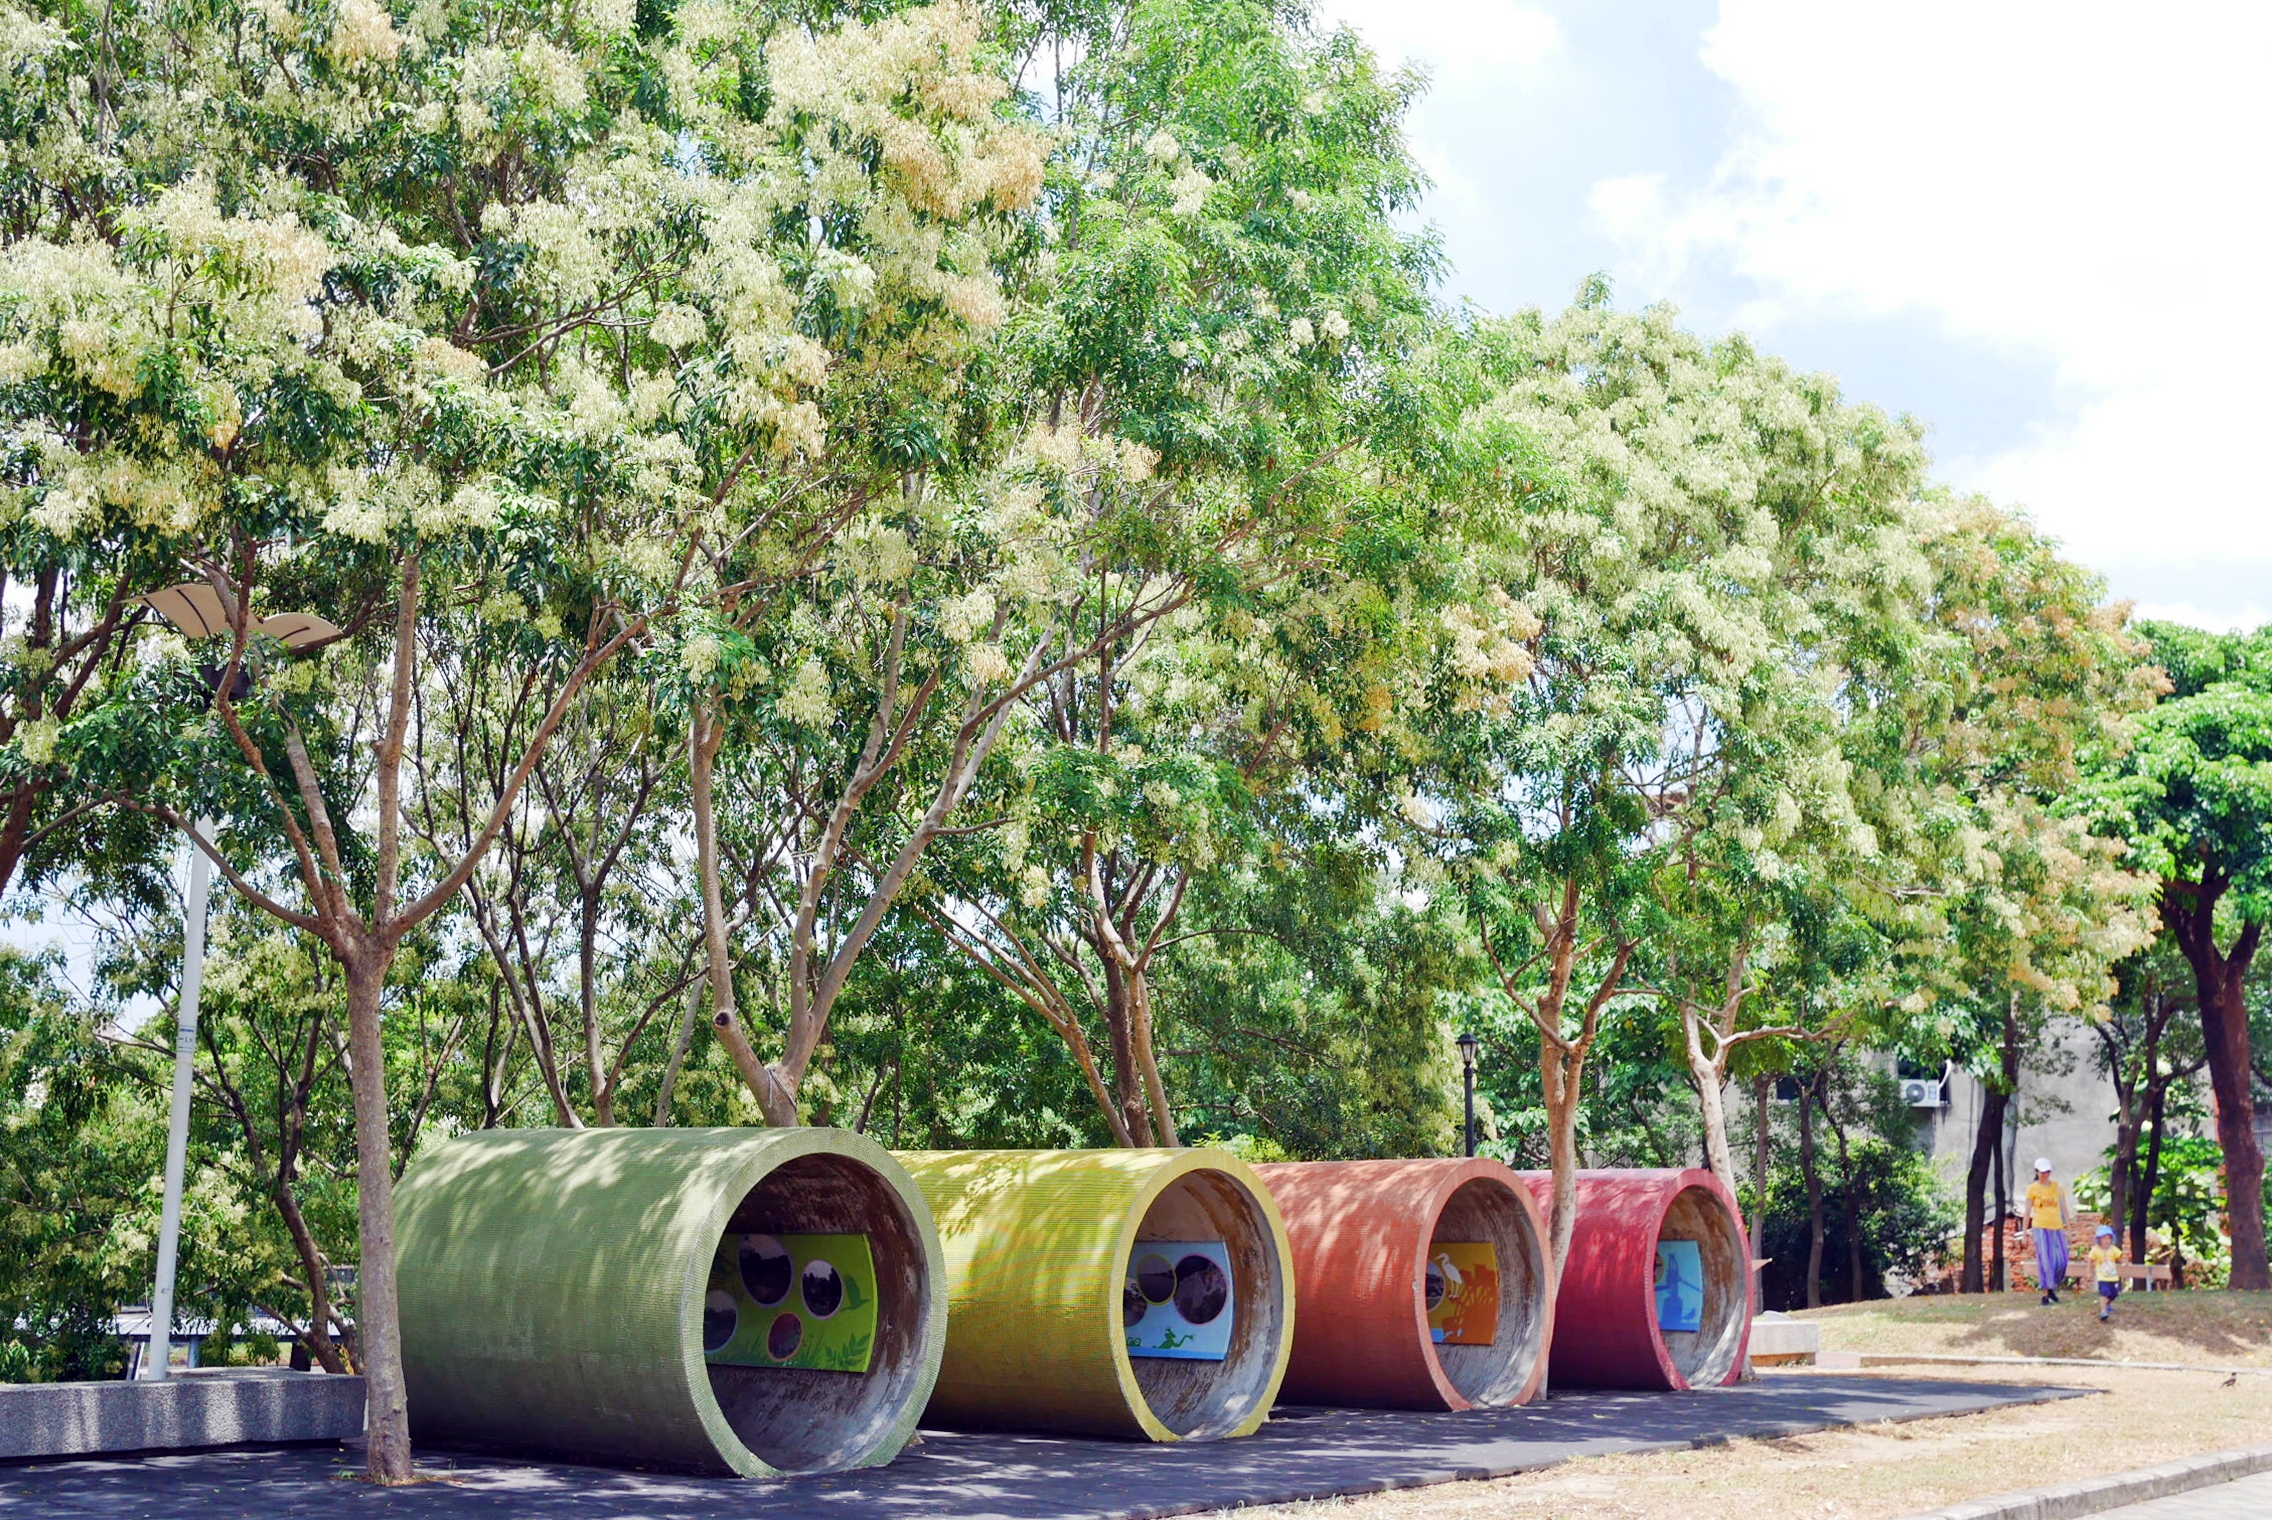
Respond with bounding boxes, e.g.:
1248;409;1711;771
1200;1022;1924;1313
1110;1148;1295;1442
679;1130;947;1476
1405;1160;1553;1409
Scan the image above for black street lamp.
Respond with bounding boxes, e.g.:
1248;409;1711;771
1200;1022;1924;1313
1457;1030;1481;1157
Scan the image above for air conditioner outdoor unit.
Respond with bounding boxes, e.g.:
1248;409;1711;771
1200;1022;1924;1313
1901;1078;1943;1108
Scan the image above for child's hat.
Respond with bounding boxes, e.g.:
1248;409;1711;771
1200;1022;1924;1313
2095;1225;2115;1238
2034;1157;2053;1172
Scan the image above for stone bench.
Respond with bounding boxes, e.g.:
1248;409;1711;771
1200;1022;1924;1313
0;1367;364;1462
1744;1312;1821;1367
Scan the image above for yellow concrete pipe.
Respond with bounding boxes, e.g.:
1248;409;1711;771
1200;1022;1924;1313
898;1148;1293;1441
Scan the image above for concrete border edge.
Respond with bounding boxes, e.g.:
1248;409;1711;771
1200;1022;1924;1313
1898;1442;2272;1520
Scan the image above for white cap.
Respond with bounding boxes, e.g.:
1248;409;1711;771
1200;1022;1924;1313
2034;1157;2053;1173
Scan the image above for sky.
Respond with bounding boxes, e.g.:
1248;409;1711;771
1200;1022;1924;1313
1316;0;2272;631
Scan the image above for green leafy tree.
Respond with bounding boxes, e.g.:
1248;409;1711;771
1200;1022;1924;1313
2087;620;2272;1289
0;951;159;1381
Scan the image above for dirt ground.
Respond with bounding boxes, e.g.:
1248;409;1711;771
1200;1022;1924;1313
1206;1363;2272;1520
1795;1288;2272;1367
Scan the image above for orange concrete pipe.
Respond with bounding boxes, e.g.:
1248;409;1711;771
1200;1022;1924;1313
1256;1159;1552;1409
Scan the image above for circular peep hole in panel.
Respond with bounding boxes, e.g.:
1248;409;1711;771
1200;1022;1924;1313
704;1290;739;1354
1174;1255;1228;1325
802;1258;844;1319
740;1233;793;1307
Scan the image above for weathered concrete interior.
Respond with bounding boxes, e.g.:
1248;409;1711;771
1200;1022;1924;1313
705;1153;931;1473
1657;1184;1747;1387
1126;1170;1285;1439
1427;1176;1548;1405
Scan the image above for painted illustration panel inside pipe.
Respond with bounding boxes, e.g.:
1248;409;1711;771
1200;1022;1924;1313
1259;1158;1551;1411
397;1128;945;1477
902;1148;1293;1441
1124;1242;1232;1360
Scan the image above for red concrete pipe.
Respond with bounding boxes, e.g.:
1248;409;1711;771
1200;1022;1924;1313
1257;1158;1552;1410
1519;1167;1752;1391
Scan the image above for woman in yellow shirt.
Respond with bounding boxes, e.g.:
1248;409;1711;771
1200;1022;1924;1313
2089;1225;2124;1321
2027;1158;2069;1304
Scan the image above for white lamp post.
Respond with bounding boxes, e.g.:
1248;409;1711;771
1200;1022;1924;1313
137;582;339;1381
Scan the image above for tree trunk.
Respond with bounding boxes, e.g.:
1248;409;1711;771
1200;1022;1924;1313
275;1183;349;1375
1542;1047;1582;1283
1097;954;1155;1146
2162;883;2269;1289
2200;967;2269;1288
580;885;611;1126
1991;1112;2009;1294
688;700;797;1126
1962;1084;2006;1294
1797;1076;1824;1310
2136;1080;2169;1267
343;948;412;1483
1753;1073;1771;1309
1124;960;1178;1148
1821;1076;1865;1303
653;979;704;1127
1685;1008;1736;1184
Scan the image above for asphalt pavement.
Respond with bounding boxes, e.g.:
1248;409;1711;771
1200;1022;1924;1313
0;1374;2091;1520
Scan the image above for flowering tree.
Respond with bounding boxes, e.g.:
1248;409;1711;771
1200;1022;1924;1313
15;0;1050;1481
671;0;1444;1133
1408;292;1942;1274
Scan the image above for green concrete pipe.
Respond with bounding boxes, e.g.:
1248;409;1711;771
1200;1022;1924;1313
899;1147;1293;1441
395;1127;944;1477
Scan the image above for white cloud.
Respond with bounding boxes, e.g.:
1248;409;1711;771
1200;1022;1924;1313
1588;1;2272;585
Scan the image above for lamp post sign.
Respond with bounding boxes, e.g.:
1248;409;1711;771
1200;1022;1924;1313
137;583;340;1380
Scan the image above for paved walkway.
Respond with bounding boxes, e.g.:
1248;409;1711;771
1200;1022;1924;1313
0;1375;2087;1520
2091;1469;2272;1518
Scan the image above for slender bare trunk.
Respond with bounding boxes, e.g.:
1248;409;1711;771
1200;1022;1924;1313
1685;1013;1735;1183
689;700;796;1125
276;1185;349;1375
1125;962;1178;1148
344;949;411;1482
1991;1113;2009;1293
1798;1076;1824;1309
653;978;704;1127
2137;1080;2168;1267
1543;1044;1582;1281
1753;1073;1771;1309
1098;954;1154;1146
1962;1084;2002;1294
580;886;611;1125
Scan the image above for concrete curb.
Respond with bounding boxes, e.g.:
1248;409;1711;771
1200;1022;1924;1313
1899;1442;2272;1519
1824;1350;2272;1378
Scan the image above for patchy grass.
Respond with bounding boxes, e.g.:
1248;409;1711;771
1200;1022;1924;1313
1207;1365;2272;1520
1797;1289;2272;1368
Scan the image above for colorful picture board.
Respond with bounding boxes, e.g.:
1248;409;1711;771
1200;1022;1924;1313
703;1231;877;1373
1654;1238;1703;1332
1123;1240;1233;1361
1423;1241;1500;1346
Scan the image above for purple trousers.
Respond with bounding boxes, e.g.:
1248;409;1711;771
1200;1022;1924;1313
2034;1227;2070;1289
